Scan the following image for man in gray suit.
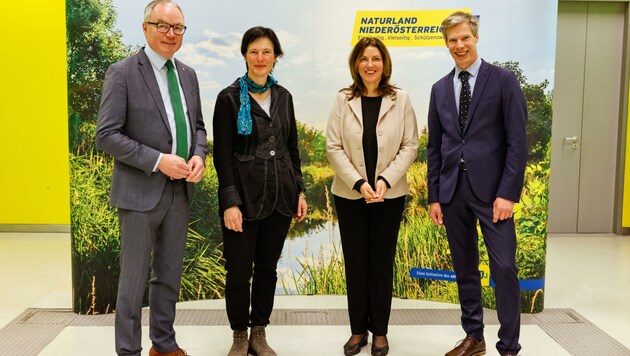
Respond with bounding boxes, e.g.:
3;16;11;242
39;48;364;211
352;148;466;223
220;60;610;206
95;1;206;355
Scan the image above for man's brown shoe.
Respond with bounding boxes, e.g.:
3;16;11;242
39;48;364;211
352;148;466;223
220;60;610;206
149;347;189;356
445;336;486;356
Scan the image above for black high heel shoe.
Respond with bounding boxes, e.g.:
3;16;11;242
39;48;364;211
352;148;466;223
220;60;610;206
343;332;368;356
371;335;389;356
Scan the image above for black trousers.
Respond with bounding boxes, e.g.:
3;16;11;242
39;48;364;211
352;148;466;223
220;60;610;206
441;171;521;355
222;210;292;331
334;195;405;336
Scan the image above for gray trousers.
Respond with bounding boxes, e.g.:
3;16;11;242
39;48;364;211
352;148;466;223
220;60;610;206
115;180;189;356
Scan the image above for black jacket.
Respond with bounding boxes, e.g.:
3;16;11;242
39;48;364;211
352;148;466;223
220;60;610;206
212;79;305;221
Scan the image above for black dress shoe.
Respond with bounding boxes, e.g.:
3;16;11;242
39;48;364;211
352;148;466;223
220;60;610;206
343;332;368;356
371;335;389;356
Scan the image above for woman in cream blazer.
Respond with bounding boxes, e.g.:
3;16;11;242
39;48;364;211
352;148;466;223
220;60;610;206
326;37;418;356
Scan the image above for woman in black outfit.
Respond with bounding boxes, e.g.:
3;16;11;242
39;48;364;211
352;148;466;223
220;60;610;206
212;26;308;356
326;37;418;356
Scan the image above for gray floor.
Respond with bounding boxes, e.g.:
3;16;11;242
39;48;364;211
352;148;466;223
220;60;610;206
1;233;629;355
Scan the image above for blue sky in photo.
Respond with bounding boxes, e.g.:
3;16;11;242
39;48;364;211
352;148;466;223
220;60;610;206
113;0;558;135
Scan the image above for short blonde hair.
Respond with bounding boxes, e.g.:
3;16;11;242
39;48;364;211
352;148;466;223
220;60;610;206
441;11;479;42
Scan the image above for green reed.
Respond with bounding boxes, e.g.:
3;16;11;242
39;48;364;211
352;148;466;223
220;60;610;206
71;150;226;314
280;234;347;295
282;157;549;312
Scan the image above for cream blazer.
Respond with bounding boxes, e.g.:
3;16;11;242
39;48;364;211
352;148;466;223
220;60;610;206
326;89;418;200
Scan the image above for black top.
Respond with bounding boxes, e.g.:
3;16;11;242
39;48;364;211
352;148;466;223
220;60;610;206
212;79;305;221
361;96;382;189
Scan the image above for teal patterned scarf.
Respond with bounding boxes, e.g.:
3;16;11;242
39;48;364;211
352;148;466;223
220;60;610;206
237;73;277;135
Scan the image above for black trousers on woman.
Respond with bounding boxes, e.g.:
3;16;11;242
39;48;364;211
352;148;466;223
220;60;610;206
222;210;293;331
334;195;406;336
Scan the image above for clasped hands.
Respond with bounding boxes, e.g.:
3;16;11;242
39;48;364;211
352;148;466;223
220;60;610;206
360;179;388;204
157;154;205;183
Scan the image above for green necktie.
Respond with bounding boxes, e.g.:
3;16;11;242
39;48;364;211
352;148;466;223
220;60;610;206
165;59;188;160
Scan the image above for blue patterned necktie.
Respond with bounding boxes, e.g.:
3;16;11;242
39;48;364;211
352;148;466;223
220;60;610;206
459;71;471;132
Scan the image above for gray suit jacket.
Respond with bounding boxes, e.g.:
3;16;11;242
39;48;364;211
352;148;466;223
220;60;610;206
96;48;207;211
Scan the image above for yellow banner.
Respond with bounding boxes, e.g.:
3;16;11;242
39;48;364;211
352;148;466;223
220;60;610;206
351;9;471;47
479;264;491;287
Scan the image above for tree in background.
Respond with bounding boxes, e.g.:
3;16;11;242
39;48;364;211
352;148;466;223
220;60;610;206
67;0;225;314
66;0;132;154
417;127;428;162
66;0;132;314
297;121;327;165
494;61;553;164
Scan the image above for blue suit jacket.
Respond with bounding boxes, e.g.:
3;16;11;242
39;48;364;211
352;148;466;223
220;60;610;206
427;59;527;204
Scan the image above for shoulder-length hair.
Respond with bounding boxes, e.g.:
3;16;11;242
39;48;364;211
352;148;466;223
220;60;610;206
342;37;397;100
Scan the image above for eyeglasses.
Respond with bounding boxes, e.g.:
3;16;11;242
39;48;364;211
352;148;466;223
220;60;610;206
146;22;187;35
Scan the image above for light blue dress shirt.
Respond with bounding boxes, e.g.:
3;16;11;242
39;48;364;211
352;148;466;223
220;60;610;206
453;57;482;113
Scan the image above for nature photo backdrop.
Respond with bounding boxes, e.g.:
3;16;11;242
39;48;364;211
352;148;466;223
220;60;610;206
67;0;557;314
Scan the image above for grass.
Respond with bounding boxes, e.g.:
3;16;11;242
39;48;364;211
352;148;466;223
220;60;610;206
280;235;347;295
279;159;549;313
70;149;226;314
71;146;549;314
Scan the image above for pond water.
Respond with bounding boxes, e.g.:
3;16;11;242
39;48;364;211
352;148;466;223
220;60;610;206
276;221;341;293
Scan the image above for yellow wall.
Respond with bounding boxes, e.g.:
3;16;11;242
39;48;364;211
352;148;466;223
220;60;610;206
0;2;70;224
0;2;627;229
624;90;630;228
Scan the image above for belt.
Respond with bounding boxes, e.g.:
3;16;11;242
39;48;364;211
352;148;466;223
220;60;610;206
167;177;186;183
459;161;468;172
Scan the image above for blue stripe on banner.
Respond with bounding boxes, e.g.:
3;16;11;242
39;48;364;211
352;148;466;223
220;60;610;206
411;268;545;291
410;268;457;282
518;278;545;290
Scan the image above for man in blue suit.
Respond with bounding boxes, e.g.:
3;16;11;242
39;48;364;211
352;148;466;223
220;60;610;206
427;11;527;356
